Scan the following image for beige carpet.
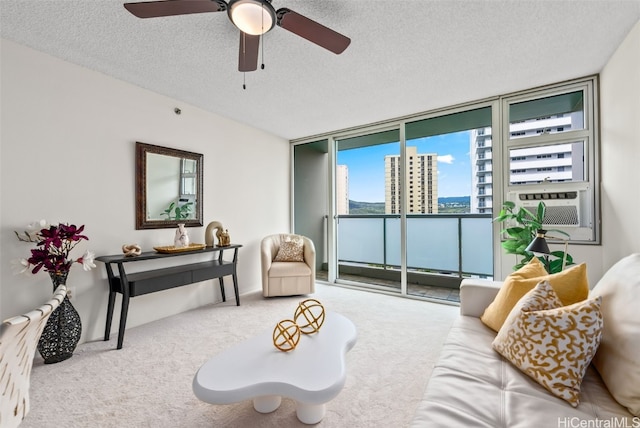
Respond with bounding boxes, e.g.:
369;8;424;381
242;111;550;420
21;283;458;428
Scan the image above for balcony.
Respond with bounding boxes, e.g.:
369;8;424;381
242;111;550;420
319;214;494;303
476;152;492;163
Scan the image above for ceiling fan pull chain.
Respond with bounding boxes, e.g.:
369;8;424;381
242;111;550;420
260;5;265;70
243;72;246;90
261;34;265;70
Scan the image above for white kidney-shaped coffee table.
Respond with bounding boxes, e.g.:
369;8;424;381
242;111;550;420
192;311;357;424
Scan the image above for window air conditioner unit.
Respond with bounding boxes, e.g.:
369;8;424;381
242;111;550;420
506;183;594;242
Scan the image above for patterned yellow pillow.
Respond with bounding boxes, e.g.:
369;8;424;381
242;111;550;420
273;238;304;262
481;261;589;332
492;281;603;407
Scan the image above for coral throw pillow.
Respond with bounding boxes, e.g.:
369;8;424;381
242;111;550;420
481;259;589;332
273;238;304;262
493;281;603;407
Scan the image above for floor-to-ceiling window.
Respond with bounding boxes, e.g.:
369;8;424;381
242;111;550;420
292;76;600;303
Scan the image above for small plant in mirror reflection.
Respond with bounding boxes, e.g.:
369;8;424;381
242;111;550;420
161;201;193;220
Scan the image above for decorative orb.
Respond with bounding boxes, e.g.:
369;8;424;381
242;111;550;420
294;299;325;335
273;319;301;352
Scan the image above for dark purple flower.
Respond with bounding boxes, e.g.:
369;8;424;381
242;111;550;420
22;223;90;275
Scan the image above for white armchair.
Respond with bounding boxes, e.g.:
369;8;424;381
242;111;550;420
0;285;66;428
261;234;316;297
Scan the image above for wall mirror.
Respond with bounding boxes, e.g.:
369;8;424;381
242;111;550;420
136;142;203;229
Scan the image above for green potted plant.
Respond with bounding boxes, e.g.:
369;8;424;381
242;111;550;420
160;201;193;220
494;201;573;273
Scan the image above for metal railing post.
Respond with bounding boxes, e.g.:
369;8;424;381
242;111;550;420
383;217;387;270
457;217;463;279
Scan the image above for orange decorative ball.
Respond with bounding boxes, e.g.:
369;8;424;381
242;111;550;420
272;319;301;352
294;299;326;335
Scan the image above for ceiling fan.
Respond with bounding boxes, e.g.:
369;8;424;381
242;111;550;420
123;0;351;72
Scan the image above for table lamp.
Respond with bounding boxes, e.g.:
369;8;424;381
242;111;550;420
526;229;569;272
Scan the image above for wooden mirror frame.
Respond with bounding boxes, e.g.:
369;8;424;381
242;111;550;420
135;142;204;230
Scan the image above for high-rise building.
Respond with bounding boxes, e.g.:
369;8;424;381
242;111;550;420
385;146;438;214
469;127;493;214
469;113;583;214
336;164;349;215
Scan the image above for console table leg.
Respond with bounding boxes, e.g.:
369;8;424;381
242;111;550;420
218;277;226;302
104;291;116;341
253;395;281;413
296;402;326;424
232;273;240;306
117;295;130;350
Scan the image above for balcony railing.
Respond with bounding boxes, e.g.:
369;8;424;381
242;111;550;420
335;213;494;292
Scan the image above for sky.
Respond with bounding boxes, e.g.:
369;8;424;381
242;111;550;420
337;131;472;202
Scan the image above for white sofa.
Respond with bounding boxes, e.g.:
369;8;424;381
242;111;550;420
412;254;640;427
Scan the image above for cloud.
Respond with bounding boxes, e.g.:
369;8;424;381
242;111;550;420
438;154;455;164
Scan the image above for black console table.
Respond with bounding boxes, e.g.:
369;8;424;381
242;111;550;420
96;244;241;349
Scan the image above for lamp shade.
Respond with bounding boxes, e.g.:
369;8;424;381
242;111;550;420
228;0;276;35
526;229;551;255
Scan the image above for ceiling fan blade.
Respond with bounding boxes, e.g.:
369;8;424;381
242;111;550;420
238;32;260;72
276;8;350;54
124;0;227;19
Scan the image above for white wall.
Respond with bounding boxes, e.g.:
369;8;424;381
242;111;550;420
0;39;290;344
600;19;640;269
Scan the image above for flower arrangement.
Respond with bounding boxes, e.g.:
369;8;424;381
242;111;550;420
15;220;96;275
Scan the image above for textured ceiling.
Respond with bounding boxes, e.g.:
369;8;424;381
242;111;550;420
1;0;639;140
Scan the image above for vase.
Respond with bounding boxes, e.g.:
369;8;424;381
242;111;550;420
38;271;82;364
174;223;190;248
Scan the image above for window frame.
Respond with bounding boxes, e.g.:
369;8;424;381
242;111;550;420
290;75;601;286
500;77;600;243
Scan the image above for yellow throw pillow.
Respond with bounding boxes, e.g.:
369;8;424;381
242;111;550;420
493;281;603;407
481;261;589;332
513;256;549;278
273;238;304;262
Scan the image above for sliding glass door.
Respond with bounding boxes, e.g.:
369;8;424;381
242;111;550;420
292;102;497;301
335;128;402;292
404;107;494;298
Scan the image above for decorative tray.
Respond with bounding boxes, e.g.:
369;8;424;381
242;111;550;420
153;243;206;254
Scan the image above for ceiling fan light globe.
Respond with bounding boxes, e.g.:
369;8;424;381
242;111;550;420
229;0;276;35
